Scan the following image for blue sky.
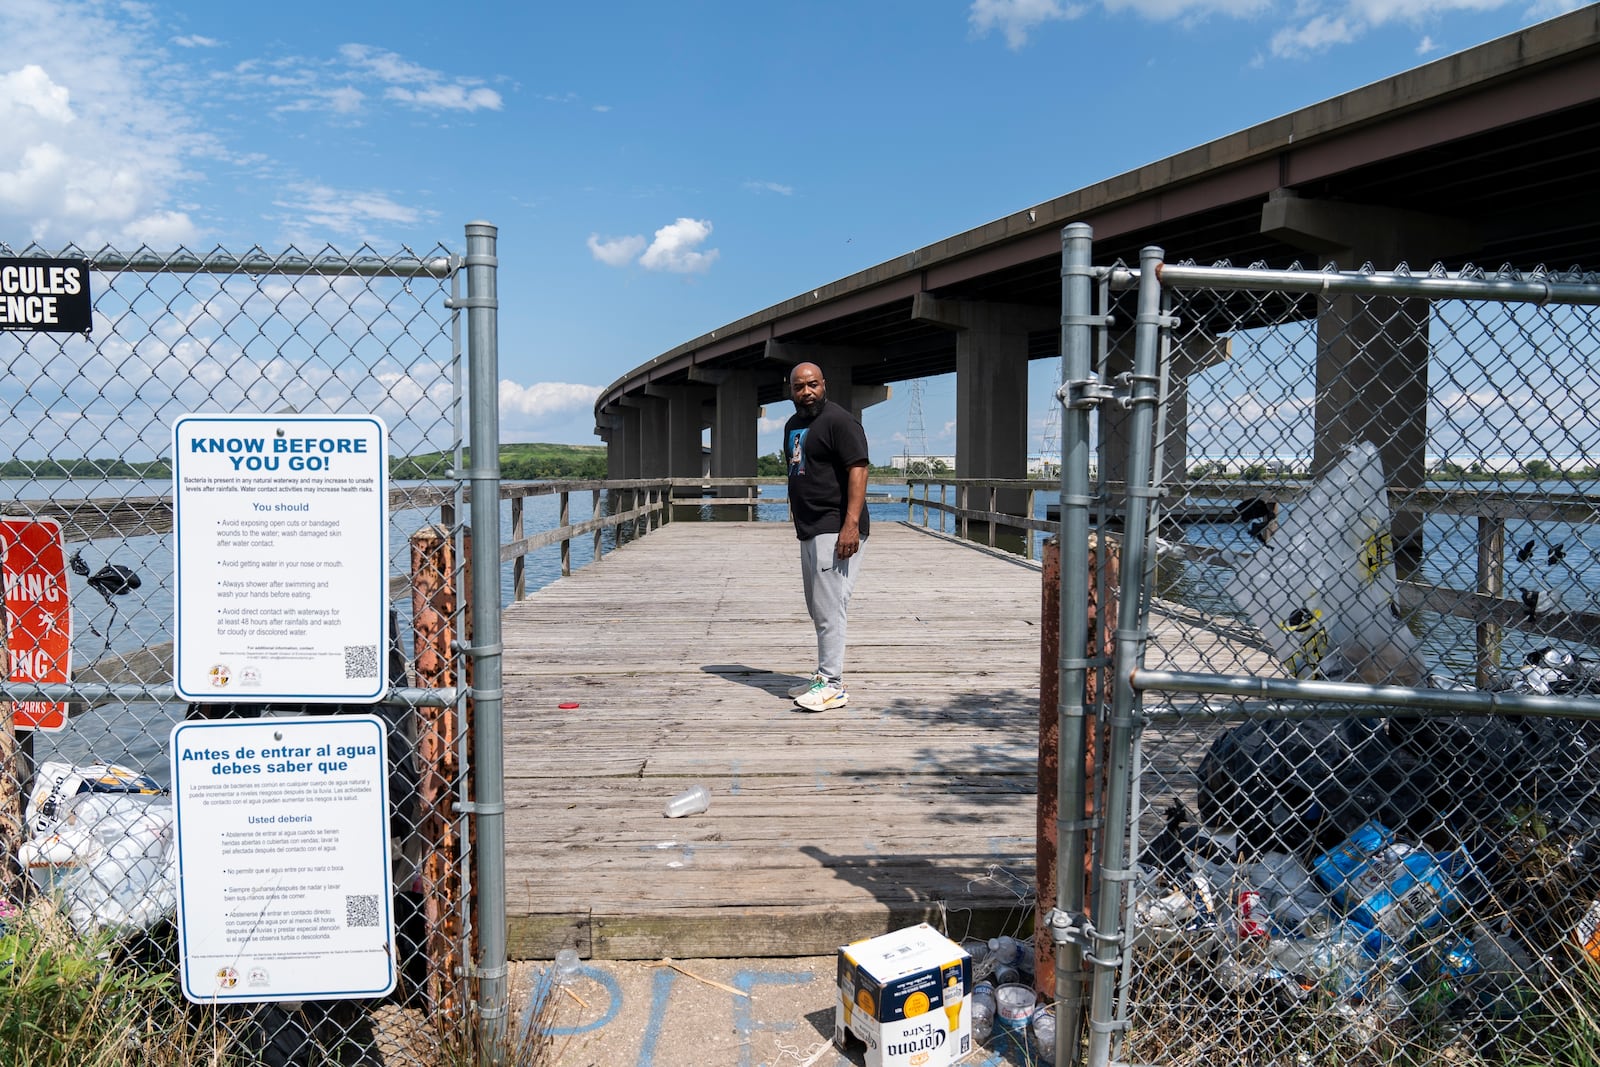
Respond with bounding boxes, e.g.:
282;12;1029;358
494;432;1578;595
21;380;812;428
0;0;1585;465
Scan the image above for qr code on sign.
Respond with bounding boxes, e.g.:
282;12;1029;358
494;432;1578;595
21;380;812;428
346;894;380;927
344;644;378;678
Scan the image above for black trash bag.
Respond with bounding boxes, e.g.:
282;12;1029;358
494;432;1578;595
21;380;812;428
239;1000;383;1067
1197;715;1435;855
1388;712;1600;828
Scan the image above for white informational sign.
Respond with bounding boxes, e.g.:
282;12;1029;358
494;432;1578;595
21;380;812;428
170;714;396;1004
172;413;388;703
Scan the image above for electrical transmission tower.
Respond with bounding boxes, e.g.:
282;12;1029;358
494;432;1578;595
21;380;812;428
1039;368;1061;477
903;379;929;476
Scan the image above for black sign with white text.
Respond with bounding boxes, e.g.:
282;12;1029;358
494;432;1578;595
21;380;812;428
0;258;92;333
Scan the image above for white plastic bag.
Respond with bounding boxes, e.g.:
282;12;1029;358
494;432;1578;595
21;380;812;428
24;760;162;837
1224;442;1425;685
21;790;176;935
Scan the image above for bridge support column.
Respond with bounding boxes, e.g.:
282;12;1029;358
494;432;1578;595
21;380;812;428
1101;330;1228;490
690;366;760;495
647;384;712;497
1262;190;1478;571
623;395;669;479
763;341;891;420
912;295;1054;545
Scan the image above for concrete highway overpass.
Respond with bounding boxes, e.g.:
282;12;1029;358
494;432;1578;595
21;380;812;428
594;7;1600;490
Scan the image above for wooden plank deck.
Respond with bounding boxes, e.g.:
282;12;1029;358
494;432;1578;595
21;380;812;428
497;519;1275;961
499;520;1047;960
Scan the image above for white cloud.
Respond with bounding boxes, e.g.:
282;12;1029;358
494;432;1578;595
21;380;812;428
975;0;1553;58
272;182;428;242
0;2;202;247
745;180;794;196
588;219;721;273
340;43;502;112
639;218;720;274
499;380;601;418
385;83;502;112
587;232;647;267
969;0;1086;49
172;35;221;48
1;64;74;123
1103;0;1268;16
1271;12;1359;55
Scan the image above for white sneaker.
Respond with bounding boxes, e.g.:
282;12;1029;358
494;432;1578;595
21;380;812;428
794;679;848;712
787;673;824;698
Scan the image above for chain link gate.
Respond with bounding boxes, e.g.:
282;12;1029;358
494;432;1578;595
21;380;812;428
1054;230;1600;1067
0;224;509;1064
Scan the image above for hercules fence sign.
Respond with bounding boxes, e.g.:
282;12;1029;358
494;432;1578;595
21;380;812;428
0;258;92;333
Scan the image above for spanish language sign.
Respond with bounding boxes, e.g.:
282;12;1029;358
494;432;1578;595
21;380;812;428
0;258;92;333
172;413;388;703
170;714;395;1003
1;518;72;730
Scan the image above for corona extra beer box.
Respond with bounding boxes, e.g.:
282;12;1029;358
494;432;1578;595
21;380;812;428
834;923;973;1067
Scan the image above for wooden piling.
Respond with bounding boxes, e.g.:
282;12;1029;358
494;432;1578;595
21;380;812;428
409;525;472;1018
1036;534;1118;1000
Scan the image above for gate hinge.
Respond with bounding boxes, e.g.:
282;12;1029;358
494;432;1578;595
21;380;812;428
1056;379;1118;410
1043;907;1096;950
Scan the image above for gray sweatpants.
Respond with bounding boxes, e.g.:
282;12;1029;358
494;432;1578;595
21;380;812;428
799;533;865;685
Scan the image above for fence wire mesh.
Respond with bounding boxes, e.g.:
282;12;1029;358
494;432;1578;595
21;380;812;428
0;241;499;1065
1097;259;1600;1067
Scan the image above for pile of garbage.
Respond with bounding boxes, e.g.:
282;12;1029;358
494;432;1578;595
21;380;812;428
1134;687;1600;1046
15;761;173;937
961;935;1056;1058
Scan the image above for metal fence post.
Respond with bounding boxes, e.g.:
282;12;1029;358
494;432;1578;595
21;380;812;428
461;221;508;1056
1052;222;1096;1067
1086;246;1164;1067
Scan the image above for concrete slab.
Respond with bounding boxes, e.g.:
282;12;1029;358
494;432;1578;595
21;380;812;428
512;957;1050;1067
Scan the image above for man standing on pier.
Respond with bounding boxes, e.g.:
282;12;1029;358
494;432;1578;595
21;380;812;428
783;362;870;712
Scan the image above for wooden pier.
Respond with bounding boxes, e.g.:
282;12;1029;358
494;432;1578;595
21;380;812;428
499;520;1049;960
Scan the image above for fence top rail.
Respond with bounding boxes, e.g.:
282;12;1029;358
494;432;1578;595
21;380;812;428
0;245;458;279
1109;261;1600;305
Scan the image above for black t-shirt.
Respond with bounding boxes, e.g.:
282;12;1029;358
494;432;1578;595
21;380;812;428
785;400;871;541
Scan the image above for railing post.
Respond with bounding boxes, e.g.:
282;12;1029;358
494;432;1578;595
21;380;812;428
940;483;947;533
1026;486;1036;561
1476;515;1505;688
511;494;525;602
989;484;998;548
593;488;603;561
958;484;968;541
560;490;571;577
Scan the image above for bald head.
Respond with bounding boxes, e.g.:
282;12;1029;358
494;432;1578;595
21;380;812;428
789;362;826;417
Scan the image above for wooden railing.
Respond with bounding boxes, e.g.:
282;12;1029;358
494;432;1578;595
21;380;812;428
905;477;1057;559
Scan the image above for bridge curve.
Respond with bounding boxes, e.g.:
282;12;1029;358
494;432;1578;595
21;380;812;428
595;7;1600;490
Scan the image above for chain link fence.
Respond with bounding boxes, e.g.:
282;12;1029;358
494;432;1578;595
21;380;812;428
0;232;510;1064
1065;243;1600;1066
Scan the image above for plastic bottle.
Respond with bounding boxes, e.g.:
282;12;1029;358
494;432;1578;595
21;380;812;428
970;981;996;1043
1031;1006;1056;1060
663;784;711;818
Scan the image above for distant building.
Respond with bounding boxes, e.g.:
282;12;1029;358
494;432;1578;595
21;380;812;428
890;454;956;474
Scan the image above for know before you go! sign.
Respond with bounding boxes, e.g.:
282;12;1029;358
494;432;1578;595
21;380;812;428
0;258;92;333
